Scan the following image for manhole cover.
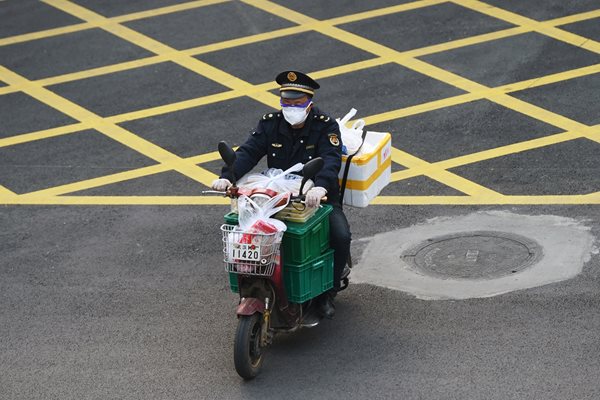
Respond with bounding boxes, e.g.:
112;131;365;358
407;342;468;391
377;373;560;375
404;231;543;279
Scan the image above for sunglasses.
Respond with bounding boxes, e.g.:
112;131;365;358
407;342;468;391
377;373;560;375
280;99;312;108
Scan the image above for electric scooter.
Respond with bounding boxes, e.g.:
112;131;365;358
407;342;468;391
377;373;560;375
205;141;350;380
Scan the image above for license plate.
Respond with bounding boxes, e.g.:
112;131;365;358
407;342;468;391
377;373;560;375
232;244;261;261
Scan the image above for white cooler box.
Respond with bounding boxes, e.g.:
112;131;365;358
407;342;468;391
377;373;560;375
338;131;392;207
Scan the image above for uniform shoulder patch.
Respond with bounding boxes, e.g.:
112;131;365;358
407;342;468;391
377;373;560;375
262;112;281;120
327;132;340;147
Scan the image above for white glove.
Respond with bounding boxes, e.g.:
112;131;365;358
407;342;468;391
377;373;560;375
212;178;231;191
305;187;327;208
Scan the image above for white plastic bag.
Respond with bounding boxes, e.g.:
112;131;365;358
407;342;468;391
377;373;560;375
237;192;289;233
238;163;314;194
336;108;366;155
230;193;290;268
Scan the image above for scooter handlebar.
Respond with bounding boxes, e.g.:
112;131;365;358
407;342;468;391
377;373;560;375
202;187;327;204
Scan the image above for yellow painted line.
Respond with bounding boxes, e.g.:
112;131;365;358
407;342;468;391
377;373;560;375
489;93;590;132
0;26;306;96
0;185;16;197
23;150;223;197
1;0;594;128
453;0;600;54
390;124;600;184
6;58;597;150
316;8;599;142
401;57;490;93
583;191;600;201
362;92;481;125
0;22;92;47
3;196;231;206
498;64;600;93
0;17;532;97
434;131;588;170
30;0;600;203
389;130;586;182
245;0;599;141
1;2;595;96
94;121;218;187
44;0;281;110
0;66;218;187
404;26;529;59
0;122;90;148
0;0;230;48
371;195;600;205
242;0;314;25
327;0;447;25
111;0;230;23
548;10;600;27
36;55;170;88
585;128;600;145
187;149;226;164
182;25;308;56
308;57;391;81
391;148;504;198
22;164;169;198
106;90;240;124
253;0;492;95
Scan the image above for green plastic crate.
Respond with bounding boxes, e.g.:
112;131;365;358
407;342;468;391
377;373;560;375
284;249;334;303
281;205;331;265
224;205;332;264
228;272;239;293
223;211;239;225
223;205;333;296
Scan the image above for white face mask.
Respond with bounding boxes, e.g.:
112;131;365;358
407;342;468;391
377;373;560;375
282;102;311;126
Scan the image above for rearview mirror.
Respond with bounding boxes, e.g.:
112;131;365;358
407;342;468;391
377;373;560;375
218;141;236;167
299;157;324;195
218;141;237;186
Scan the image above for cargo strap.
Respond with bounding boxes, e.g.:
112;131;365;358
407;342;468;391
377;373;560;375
340;130;367;209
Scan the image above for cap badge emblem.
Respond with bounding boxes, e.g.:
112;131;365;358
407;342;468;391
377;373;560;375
287;72;297;82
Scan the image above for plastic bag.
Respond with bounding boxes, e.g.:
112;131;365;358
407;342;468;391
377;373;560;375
229;193;290;271
238;163;314;194
336;108;366;155
237;192;289;234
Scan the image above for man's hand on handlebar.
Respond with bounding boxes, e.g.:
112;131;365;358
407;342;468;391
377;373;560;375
305;187;327;208
212;178;231;191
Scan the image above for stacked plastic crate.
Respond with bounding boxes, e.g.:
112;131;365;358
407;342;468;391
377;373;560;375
224;204;334;303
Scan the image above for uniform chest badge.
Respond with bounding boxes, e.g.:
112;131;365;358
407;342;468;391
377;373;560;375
328;133;340;147
271;143;283;148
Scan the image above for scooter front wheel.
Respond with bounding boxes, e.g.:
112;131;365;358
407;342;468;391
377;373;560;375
234;314;264;379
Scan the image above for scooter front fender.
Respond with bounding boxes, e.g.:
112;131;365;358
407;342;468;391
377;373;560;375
236;297;265;316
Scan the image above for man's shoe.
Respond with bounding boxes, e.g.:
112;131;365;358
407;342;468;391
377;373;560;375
318;291;336;319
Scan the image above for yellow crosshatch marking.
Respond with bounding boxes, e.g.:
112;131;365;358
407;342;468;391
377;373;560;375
0;0;599;205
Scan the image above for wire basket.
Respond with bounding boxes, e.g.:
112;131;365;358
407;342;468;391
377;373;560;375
221;224;284;276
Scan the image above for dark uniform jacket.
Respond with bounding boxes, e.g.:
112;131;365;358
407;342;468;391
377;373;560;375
221;106;343;205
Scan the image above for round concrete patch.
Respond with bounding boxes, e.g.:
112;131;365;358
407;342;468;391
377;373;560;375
353;211;596;300
405;231;542;279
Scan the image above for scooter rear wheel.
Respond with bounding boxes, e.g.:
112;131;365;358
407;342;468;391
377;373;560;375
234;314;264;379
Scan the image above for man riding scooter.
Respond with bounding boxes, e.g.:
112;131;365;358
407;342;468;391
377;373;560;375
212;70;351;319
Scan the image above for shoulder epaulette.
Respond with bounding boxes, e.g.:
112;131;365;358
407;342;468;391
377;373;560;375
262;112;281;120
313;114;331;123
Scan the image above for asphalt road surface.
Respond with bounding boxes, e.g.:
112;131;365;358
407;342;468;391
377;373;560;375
1;1;599;399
